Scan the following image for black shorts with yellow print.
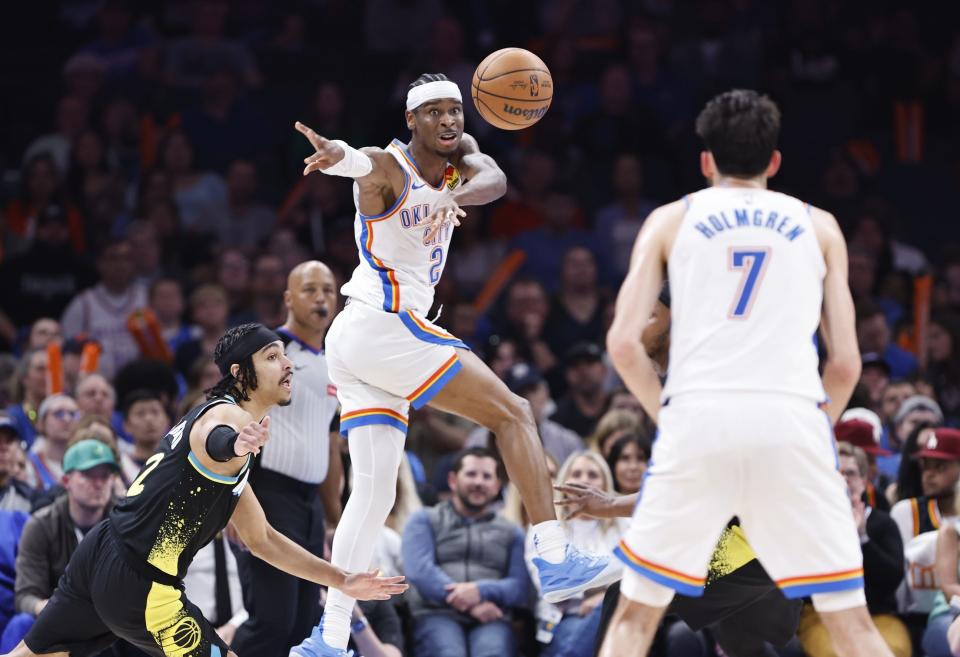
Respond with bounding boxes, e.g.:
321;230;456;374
24;520;229;657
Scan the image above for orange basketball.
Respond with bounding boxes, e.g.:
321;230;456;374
472;48;553;131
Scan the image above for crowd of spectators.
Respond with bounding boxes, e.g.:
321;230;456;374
1;1;960;655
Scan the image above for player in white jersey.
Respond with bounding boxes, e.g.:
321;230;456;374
599;90;896;657
290;74;613;657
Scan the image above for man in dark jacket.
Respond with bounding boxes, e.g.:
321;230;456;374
3;441;118;651
402;447;531;657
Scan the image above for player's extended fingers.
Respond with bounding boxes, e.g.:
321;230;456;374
553;483;584;498
424;217;443;242
303;160;330;176
294;121;327;149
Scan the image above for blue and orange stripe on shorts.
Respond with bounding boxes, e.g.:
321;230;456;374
776;568;864;598
613;540;707;597
406;354;462;410
340;408;409;435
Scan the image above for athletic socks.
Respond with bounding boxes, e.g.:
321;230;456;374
532;520;567;563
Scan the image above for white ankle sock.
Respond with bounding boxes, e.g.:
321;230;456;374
532;520;567;563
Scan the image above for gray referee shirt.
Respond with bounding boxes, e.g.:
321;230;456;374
260;329;340;484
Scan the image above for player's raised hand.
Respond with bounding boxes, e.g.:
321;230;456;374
340;569;408;601
553;482;618;519
295;121;346;175
424;197;466;242
234;416;270;457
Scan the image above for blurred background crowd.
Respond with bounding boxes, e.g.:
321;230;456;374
0;0;959;656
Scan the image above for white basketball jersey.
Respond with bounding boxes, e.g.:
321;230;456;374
340;139;463;316
662;186;827;403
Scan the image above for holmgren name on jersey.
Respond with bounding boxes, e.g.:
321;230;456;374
692;207;806;242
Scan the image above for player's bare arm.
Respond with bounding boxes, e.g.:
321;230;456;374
230;485;407;601
295;121;406;217
810;205;861;424
554;482;638;519
606;201;685;424
425;132;507;241
189;404;267;478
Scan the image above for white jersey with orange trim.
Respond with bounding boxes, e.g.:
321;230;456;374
662;186;827;403
340;138;463;317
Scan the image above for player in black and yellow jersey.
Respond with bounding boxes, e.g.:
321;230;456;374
556;286;802;657
4;324;406;657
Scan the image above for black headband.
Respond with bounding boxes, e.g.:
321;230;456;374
215;326;282;376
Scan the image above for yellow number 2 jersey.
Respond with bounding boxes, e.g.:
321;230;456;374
110;396;251;580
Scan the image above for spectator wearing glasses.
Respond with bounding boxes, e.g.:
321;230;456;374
24;395;81;491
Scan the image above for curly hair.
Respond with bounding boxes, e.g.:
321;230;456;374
206;324;261;401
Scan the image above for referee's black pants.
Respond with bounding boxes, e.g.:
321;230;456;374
232;467;326;655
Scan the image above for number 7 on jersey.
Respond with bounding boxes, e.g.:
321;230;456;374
727;247;771;319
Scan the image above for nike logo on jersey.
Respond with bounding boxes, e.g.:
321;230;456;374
412;181;427;190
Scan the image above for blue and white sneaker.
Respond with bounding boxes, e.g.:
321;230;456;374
533;544;624;603
289;623;354;657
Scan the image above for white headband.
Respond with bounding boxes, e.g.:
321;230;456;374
406;80;462;111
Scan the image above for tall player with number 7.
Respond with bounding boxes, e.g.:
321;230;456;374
600;90;896;657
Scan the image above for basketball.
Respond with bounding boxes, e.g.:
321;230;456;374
471;48;553;131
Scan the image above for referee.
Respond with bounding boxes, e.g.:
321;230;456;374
232;260;345;655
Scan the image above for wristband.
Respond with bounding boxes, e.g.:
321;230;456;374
323;141;373;178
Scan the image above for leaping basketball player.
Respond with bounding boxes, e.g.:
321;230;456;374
598;89;896;657
290;74;613;657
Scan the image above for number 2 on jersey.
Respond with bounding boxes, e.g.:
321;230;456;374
429;246;443;284
728;247;771;319
126;452;164;497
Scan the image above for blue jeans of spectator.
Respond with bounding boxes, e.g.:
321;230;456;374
540;605;603;657
413;614;516;657
923;610;960;657
0;613;34;652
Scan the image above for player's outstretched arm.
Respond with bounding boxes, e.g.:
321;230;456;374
451;133;507;207
811;206;861;424
424;133;507;241
231;486;408;600
554;482;638;519
606;201;683;424
295;121;391;183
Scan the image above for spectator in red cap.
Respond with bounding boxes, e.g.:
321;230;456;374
889;428;960;636
836;418;893;511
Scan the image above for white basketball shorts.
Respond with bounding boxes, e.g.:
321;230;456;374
614;391;864;599
326;300;466;436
